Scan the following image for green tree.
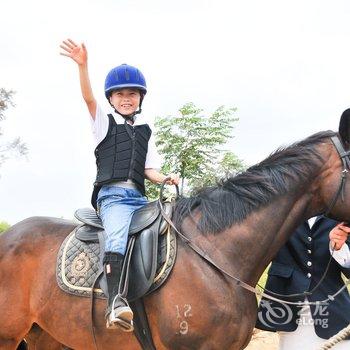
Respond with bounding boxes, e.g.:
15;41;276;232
191;151;245;189
145;102;243;199
0;88;28;168
0;221;10;234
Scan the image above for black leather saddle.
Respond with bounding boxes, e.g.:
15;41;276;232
75;200;171;239
74;200;174;301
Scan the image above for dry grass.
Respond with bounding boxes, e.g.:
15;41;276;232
245;329;279;349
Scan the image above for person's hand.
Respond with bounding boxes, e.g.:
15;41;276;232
60;39;87;66
166;173;180;186
329;222;350;250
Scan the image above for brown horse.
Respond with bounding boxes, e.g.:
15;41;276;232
3;113;350;350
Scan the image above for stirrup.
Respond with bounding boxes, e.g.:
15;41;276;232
106;295;134;332
106;315;134;332
106;312;134;332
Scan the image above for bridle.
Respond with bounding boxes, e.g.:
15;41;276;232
159;134;350;306
324;135;350;215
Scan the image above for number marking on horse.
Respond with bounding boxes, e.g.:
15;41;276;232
175;304;192;335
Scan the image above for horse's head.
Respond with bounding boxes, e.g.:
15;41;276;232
339;109;350;147
317;109;350;222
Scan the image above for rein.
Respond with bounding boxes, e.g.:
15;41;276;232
159;134;350;306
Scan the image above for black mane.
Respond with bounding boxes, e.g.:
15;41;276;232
174;130;337;234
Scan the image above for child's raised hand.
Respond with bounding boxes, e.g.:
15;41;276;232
60;39;87;66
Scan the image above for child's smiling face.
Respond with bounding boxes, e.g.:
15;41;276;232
109;88;141;116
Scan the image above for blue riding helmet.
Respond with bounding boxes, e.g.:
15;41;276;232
104;64;147;98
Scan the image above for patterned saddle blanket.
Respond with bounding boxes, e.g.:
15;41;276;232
56;206;177;301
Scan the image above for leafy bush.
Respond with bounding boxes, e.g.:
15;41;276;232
0;221;10;234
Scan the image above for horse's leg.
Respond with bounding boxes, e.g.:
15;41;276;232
0;325;32;350
0;330;31;350
0;298;33;348
23;324;71;350
16;340;28;350
0;253;34;349
0;220;62;350
0;295;32;342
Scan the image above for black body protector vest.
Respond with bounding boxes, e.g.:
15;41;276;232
91;114;152;209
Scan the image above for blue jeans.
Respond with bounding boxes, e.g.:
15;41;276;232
97;185;148;255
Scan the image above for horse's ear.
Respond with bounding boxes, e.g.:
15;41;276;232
339;109;350;147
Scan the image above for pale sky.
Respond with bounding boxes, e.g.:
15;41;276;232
1;0;350;224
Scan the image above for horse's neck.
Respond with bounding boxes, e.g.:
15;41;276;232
208;194;309;283
214;144;339;285
247;196;312;281
203;176;323;286
181;142;338;287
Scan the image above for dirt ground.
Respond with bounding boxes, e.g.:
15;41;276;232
245;329;279;350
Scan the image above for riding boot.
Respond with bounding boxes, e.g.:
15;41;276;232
103;252;134;332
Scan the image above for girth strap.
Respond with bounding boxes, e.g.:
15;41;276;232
130;299;156;350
